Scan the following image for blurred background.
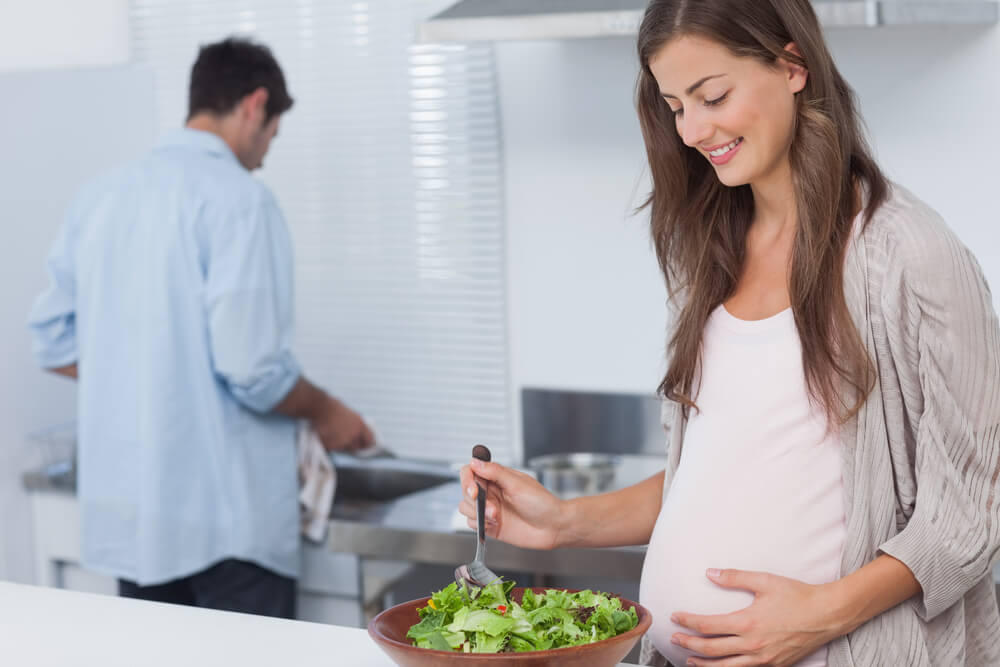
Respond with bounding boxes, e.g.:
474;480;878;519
2;0;998;647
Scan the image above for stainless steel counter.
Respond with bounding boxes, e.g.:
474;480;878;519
326;480;646;579
23;455;655;581
22;466;76;495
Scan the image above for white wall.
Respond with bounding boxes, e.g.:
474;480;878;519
498;23;1000;401
0;66;155;583
0;0;130;73
827;25;1000;283
498;39;665;401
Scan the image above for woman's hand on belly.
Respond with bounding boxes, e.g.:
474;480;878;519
670;568;841;667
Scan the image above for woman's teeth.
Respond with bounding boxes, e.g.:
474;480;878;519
709;138;742;157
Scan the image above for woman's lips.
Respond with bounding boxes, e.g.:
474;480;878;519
707;137;743;166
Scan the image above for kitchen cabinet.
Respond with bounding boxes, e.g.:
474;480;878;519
24;485;408;627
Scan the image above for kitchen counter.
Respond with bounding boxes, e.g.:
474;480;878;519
326;479;647;579
28;458;1000;591
22;455;654;582
0;581;642;666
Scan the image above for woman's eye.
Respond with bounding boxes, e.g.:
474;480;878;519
670;107;684;116
705;93;729;107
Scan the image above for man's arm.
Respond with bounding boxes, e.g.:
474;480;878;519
202;193;372;452
48;363;78;379
272;375;325;419
29;204;80;374
273;376;374;452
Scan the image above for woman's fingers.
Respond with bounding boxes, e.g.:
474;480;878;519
464;459;537;494
466;516;500;536
458;492;498;522
470;458;510;484
671;631;753;658
459;459;528;537
464;501;499;529
459;464;476;498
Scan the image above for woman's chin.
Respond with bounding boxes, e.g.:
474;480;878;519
713;167;751;188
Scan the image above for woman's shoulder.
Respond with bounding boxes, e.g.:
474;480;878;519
860;181;979;287
862;182;951;256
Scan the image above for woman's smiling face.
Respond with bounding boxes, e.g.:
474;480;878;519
649;35;807;188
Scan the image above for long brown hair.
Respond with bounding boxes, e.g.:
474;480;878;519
636;0;887;423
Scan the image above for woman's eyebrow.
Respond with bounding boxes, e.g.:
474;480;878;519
660;73;727;99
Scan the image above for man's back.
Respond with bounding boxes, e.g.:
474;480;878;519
30;128;302;585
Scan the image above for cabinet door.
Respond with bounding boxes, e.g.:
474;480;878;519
60;563;117;595
29;491;116;593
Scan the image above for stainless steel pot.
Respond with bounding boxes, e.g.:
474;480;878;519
527;452;620;499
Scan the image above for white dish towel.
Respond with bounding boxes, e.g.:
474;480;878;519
297;425;337;543
297;418;383;542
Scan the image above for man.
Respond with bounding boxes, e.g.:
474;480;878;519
27;37;372;618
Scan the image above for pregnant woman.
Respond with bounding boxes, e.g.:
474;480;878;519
457;1;1000;665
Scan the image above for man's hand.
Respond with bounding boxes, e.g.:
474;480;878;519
273;377;374;452
49;363;78;379
311;396;374;453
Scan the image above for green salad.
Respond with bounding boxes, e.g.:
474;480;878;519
405;580;639;653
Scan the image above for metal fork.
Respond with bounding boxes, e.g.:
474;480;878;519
454;444;501;596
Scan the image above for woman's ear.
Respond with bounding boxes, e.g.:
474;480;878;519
781;42;808;94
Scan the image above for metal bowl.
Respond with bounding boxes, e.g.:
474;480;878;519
527;452;620;499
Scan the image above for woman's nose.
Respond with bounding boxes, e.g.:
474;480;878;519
679;109;713;149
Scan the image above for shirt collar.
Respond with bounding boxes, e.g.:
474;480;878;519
156;128;242;167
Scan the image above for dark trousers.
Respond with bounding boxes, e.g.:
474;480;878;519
118;558;296;619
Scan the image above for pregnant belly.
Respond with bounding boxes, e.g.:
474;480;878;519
639;459;844;666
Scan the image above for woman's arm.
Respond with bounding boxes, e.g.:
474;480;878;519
558;470;664;548
826;553;921;635
875;218;1000;619
457;461;664;550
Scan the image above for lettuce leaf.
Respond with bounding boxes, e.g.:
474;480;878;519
406;580;639;653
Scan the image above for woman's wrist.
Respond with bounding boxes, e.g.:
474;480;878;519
820;578;864;638
821;554;922;639
552;496;582;550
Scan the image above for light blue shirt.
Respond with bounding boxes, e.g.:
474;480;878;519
28;128;302;585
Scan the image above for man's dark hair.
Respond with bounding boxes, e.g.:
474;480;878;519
188;37;294;121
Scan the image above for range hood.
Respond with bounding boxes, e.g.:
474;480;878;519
418;0;999;42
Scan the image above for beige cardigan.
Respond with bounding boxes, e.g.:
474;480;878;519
641;184;1000;666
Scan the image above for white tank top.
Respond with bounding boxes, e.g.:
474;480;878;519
639;305;846;667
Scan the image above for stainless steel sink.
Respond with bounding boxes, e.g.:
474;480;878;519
30;460;76;491
331;455;457;503
29;455;458;505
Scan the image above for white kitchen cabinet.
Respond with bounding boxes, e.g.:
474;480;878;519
57;563;118;595
27;491;104;590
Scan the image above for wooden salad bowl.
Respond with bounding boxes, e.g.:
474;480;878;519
368;587;652;666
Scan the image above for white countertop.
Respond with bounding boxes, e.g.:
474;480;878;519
0;581;395;666
0;582;640;666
